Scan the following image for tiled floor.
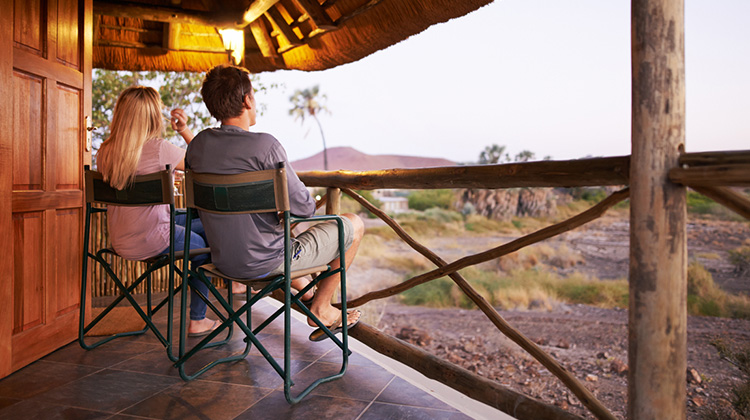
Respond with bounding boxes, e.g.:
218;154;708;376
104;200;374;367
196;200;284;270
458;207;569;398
0;298;474;420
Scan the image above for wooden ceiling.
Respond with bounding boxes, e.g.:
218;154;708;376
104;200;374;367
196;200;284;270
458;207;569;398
93;0;494;73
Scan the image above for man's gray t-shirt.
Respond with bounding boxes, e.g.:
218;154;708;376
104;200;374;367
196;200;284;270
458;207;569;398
185;125;316;278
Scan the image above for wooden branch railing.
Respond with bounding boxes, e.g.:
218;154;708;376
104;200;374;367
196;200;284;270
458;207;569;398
341;187;627;420
297;153;745;419
670;150;750;219
299;156;631;189
296;152;746;419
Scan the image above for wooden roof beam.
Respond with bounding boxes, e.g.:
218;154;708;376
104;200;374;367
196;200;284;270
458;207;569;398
265;7;303;53
242;0;281;25
95;39;228;54
164;22;181;50
292;0;337;32
94;0;244;28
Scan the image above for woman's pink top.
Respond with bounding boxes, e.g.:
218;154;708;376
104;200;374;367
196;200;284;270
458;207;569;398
105;138;185;260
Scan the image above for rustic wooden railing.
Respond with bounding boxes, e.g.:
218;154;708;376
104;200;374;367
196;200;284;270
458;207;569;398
293;150;749;420
88;150;749;419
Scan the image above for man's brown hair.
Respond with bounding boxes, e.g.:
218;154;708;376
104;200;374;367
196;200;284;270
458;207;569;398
201;64;253;122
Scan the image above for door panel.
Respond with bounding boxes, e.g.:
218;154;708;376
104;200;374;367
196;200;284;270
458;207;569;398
55;84;81;189
57;0;79;67
55;208;82;316
13;0;45;55
12;211;45;335
12;71;44;191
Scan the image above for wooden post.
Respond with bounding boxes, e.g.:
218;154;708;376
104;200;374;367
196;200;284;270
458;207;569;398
630;1;687;419
325;187;340;215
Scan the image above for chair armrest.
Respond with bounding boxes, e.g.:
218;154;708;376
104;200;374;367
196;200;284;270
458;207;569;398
289;214;343;224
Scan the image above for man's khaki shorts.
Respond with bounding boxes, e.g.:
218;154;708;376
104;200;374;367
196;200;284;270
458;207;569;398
268;216;354;275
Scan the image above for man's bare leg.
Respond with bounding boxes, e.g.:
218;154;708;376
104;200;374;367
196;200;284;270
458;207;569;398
308;213;364;327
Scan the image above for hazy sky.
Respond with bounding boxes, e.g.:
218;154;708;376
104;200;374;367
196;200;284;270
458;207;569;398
250;0;749;164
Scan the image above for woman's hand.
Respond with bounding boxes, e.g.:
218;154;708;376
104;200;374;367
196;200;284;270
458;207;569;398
170;108;194;143
170;108;189;132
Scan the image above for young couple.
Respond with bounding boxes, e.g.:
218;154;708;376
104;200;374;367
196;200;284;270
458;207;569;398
98;64;362;339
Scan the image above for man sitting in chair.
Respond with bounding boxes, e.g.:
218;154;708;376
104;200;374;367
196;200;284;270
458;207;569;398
185;64;364;341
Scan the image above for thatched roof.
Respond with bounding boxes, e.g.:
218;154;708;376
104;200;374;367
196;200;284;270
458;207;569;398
93;0;493;73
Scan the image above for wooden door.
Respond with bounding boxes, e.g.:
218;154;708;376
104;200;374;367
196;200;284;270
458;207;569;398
0;0;92;377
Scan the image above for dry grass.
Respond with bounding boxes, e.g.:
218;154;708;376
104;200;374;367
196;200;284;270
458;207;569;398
400;266;629;311
688;261;750;319
496;243;583;272
696;252;722;260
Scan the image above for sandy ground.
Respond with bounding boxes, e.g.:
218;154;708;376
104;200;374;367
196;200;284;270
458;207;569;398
345;214;750;419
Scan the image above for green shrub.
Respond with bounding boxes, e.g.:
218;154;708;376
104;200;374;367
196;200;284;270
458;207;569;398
392;208;464;237
566;187;609;203
687;190;720;215
553;280;629;308
400;277;456;308
408;189;455;211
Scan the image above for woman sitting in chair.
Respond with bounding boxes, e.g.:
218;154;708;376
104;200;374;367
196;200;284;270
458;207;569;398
96;86;239;336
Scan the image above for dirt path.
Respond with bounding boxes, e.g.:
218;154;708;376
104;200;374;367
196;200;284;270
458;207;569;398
348;215;749;418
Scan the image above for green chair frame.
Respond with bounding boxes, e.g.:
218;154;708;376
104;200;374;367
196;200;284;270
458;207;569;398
176;163;351;404
79;165;229;360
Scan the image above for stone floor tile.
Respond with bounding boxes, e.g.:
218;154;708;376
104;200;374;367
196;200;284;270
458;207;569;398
375;376;457;410
0;361;100;399
197;355;311;388
359;402;474;420
123;380;272;420
234;390;369;420
0;399;111;420
29;369;178;413
298;361;394;401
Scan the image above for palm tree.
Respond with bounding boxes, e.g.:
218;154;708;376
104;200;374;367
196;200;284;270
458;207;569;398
479;144;508;164
289;85;330;170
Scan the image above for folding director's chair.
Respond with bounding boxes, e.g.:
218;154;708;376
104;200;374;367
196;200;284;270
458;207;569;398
175;162;352;404
79;165;224;360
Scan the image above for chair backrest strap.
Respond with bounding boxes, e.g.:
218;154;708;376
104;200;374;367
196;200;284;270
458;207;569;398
185;166;290;214
84;168;174;206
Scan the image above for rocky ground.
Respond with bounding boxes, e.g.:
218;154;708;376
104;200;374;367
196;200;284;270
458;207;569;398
348;214;750;419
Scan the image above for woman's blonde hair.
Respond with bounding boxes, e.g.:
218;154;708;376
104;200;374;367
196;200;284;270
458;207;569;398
98;86;164;189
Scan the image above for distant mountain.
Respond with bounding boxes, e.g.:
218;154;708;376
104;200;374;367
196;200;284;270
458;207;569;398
290;147;456;171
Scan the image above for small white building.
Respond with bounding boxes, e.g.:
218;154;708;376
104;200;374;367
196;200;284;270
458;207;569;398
378;196;409;214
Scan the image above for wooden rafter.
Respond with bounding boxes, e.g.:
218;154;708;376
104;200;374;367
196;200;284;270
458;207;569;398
670;164;750;187
265;7;302;53
293;0;336;33
95;39;227;54
164;22;181;50
241;0;281;25
249;18;280;58
94;0;240;28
